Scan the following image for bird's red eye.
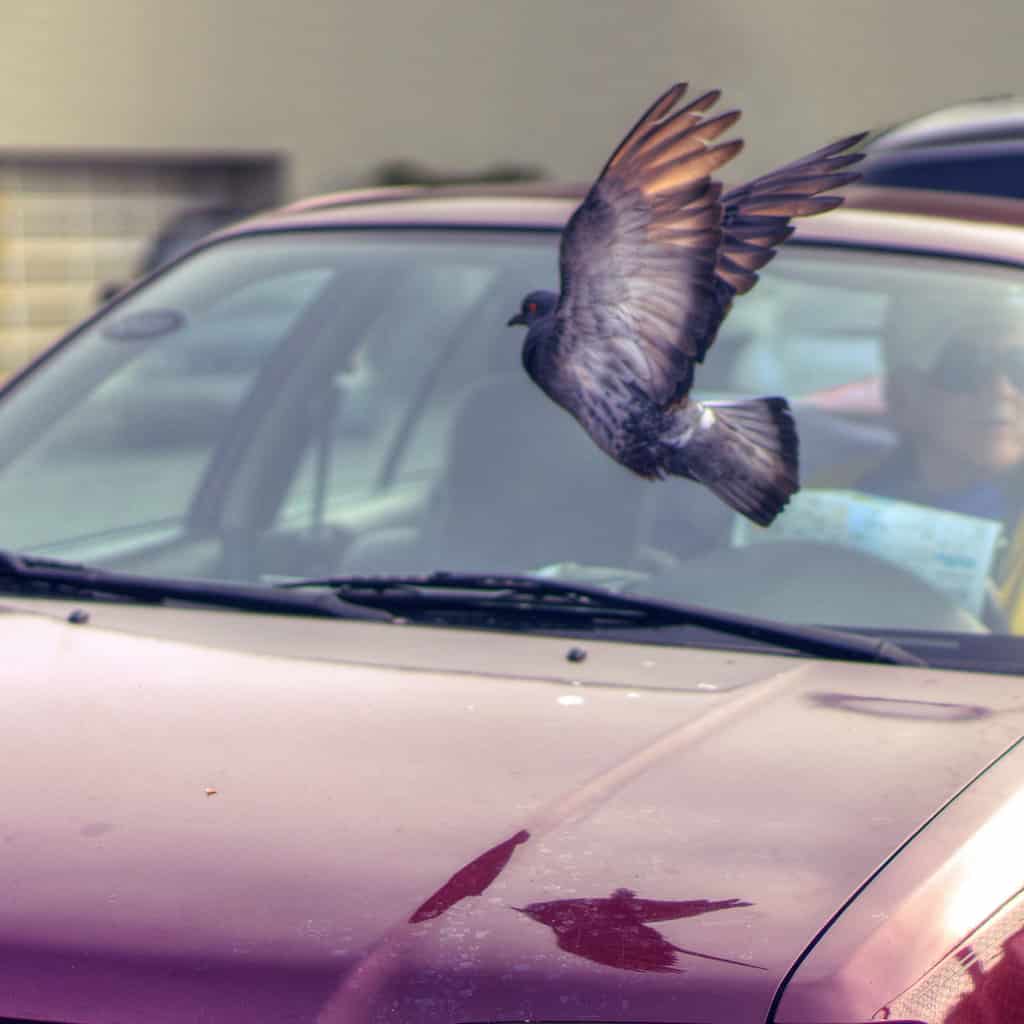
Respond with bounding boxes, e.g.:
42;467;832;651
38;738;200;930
527;302;538;315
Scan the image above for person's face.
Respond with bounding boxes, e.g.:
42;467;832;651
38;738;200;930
896;323;1024;475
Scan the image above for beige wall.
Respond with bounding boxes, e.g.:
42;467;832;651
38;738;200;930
2;0;1023;199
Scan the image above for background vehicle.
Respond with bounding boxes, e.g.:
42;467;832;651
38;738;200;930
859;95;1024;198
96;204;252;304
0;186;1023;1023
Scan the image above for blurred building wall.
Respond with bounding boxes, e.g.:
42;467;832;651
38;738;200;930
0;0;1022;365
3;0;1023;195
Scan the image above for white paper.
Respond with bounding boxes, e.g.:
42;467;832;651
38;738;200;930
732;490;1004;616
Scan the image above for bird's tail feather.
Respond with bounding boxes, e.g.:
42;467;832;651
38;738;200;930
670;397;799;527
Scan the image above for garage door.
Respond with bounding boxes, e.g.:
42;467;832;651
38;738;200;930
0;152;282;376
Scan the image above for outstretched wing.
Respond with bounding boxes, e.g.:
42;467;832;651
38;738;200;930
698;132;869;353
554;83;743;408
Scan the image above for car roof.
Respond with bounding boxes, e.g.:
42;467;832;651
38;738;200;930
838;183;1024;230
210;182;1024;268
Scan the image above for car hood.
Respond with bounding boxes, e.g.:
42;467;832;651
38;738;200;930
1;598;1023;1024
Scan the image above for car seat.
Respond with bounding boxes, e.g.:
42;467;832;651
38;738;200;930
339;371;664;576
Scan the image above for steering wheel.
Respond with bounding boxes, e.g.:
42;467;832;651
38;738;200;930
635;539;989;634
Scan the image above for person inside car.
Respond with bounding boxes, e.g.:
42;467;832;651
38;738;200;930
863;297;1024;519
857;290;1024;627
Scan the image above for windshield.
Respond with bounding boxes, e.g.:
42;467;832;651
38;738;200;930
1;226;1023;658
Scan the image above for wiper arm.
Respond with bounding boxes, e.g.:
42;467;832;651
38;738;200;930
0;549;390;622
278;571;926;667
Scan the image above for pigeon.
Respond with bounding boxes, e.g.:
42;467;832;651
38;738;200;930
508;83;866;526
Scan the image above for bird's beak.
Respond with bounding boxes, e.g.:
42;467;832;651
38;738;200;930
507;313;526;327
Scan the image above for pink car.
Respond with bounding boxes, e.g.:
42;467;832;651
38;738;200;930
0;183;1022;1023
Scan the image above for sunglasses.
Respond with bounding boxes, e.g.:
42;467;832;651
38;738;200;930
927;344;1024;394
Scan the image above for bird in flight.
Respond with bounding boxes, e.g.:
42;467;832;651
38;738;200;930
508;83;865;525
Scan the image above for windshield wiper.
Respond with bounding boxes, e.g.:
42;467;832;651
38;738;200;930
278;571;926;667
0;548;390;622
0;551;929;665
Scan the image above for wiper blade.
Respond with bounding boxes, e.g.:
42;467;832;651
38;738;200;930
0;549;390;622
278;571;926;667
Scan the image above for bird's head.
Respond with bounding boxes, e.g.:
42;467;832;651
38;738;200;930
507;290;558;327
